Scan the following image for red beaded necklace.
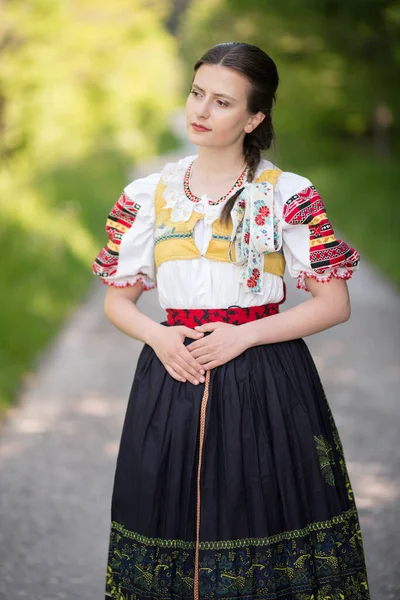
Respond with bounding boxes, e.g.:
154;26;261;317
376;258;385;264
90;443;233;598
184;160;248;205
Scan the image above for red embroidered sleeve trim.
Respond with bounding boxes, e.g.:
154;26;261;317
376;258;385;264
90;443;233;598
284;185;360;273
100;274;156;290
297;268;354;292
92;193;141;280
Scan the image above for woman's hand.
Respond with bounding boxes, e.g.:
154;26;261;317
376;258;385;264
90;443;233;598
186;322;249;370
148;325;206;385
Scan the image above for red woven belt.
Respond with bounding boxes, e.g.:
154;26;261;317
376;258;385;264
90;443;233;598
166;303;280;327
166;283;286;327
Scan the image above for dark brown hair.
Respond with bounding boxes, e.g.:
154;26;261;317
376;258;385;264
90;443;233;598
191;42;279;225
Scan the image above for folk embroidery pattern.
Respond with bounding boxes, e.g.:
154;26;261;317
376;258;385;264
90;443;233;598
229;179;283;294
323;391;355;503
283;186;360;286
154;228;194;246
92;193;141;280
105;507;369;599
166;304;280;327
184;159;247;205
314;435;336;486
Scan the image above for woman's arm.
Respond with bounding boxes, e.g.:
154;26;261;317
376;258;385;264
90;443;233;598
187;276;351;369
103;284;206;385
104;283;162;345
241;275;351;347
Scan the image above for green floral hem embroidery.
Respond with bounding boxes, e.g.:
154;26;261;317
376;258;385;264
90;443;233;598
314;435;336;486
105;508;369;600
320;389;355;502
110;507;357;551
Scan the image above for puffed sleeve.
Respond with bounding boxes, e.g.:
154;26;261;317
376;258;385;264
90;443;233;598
92;171;160;289
276;171;360;292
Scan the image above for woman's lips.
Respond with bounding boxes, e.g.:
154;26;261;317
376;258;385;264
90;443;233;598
192;123;211;132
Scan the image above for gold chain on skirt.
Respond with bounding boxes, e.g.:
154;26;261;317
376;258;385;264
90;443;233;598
193;368;211;600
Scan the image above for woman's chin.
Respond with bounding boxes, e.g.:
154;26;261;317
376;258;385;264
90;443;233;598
187;132;214;147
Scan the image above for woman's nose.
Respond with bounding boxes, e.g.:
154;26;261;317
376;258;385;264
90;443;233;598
195;99;210;118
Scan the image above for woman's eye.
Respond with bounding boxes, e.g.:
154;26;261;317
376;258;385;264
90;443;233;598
190;90;228;107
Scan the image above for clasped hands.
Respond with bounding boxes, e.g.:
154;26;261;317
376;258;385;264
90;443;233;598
186;321;247;371
152;321;249;385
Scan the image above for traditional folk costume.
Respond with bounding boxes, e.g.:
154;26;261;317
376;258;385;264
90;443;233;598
92;154;370;599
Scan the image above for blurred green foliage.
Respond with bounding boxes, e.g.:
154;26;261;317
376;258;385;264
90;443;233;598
179;0;399;138
177;0;399;284
0;0;182;415
1;0;183;165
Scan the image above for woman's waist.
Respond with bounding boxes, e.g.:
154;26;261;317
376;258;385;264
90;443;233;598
157;265;286;311
166;290;286;327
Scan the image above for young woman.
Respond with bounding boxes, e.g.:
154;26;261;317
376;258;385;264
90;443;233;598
93;42;370;600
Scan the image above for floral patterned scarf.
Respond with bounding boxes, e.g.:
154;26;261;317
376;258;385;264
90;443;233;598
228;181;283;294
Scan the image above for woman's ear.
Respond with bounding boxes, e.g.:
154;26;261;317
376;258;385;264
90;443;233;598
245;111;266;133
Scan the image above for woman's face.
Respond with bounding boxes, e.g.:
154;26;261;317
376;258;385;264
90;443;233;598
185;63;265;150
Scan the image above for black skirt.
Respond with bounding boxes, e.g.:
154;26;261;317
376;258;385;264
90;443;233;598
105;322;370;599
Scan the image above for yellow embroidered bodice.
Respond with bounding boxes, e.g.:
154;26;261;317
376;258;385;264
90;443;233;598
154;168;286;278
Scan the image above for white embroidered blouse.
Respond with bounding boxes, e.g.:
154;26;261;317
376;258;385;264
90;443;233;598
92;154;360;310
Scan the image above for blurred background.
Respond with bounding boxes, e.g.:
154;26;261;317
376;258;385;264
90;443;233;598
0;2;399;598
0;0;399;417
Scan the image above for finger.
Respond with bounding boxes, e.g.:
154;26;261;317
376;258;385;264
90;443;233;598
175;352;204;382
171;361;195;383
174;358;204;385
187;337;213;355
165;364;186;383
180;326;205;339
202;359;220;370
194;323;220;332
176;355;201;380
196;354;216;366
186;338;206;351
189;346;211;360
181;347;206;375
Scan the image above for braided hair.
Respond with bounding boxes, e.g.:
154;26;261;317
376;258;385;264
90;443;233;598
191;42;279;226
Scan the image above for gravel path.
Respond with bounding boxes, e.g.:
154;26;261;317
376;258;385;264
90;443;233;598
1;136;399;599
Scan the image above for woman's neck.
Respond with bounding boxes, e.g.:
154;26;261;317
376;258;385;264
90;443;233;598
192;146;247;181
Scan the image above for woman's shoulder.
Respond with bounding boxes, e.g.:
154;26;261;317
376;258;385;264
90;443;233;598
275;171;314;204
257;158;313;200
123;170;162;201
